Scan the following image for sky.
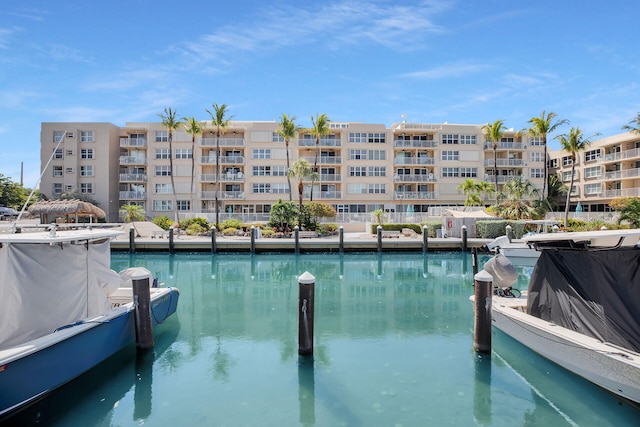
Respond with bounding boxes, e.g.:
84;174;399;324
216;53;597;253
1;0;639;188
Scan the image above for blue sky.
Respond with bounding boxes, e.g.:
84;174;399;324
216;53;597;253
1;0;639;187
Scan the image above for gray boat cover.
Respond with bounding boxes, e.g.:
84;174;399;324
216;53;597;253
527;248;640;352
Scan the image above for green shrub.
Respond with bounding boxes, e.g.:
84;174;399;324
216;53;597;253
180;217;210;230
222;227;238;236
186;223;208;235
476;220;526;239
152;215;174;230
261;228;275;237
221;218;244;231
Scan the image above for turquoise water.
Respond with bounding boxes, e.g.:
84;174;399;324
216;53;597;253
5;252;640;426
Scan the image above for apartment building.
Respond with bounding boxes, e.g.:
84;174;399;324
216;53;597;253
40;120;547;222
548;131;640;214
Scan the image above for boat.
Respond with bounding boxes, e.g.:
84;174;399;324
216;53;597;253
486;220;560;266
479;228;640;405
0;226;180;417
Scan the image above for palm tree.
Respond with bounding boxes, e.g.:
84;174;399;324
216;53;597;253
158;108;181;223
622;113;640;135
287;158;312;227
477;181;496;204
493;176;542;220
555;127;601;227
616;197;640;228
310;113;330;176
482;119;507;202
182;116;203;213
277;114;300;201
206;103;233;230
457;178;481;206
119;203;146;222
522;111;569;200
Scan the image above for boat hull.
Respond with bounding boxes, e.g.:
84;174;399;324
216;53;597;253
491;302;640;404
0;287;179;417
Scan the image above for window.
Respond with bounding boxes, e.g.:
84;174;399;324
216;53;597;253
154;200;173;211
252;149;271;159
53;165;63;177
347;183;367;194
501;137;514;143
368;166;386;177
585;183;602;195
66;149;73;156
80;131;94;142
369;150;386;160
442;167;459;177
460;135;476;145
272;166;287;176
562;156;572;166
530;168;544;179
530;152;544;163
252;183;271;193
81;148;94;159
53;149;63;159
155;165;172;176
442;134;459;144
253;166;271;176
584;149;600;162
155;131;169;142
350;149;367;160
350;166;367;177
65;167;73;174
177;200;190;211
155;183;172;194
272;132;284;142
562;170;578;181
585;166;602;178
53;183;63;194
53;131;65;142
80;165;93;177
175;148;192;159
155;149;170;159
272;183;288;194
549;158;558;168
460;167;477;178
79;183;93;194
368;184;386;194
368;133;386;143
349;132;367;143
441;151;459;161
530;137;543;146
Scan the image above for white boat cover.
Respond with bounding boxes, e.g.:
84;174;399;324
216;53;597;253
527;248;640;352
0;239;124;349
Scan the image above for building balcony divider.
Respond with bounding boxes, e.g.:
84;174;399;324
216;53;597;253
119;191;146;200
200;137;245;147
119;173;147;182
120;138;147;147
394;140;437;148
119;156;147;164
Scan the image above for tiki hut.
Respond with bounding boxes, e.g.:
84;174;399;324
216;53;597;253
28;199;106;224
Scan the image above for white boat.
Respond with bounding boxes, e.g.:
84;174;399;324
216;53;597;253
0;226;180;417
481;229;640;404
486;235;540;266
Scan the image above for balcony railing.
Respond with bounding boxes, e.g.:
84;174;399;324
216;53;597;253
483;141;526;150
298;138;342;147
484;158;526;167
200;191;245;199
393;157;435;165
394;140;437;148
302;191;343;199
199;155;245;164
300;156;342;164
119;191;146;200
119;156;146;164
200;137;245;147
394;191;436;200
597;147;640;163
120;137;147;147
393;174;436;182
119;173;147;182
320;174;342;181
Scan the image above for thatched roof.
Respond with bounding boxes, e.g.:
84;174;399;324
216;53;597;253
28;199;106;218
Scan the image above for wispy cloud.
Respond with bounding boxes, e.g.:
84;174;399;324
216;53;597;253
402;62;490;80
0;27;18;50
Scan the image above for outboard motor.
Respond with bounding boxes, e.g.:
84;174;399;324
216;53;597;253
483;253;518;292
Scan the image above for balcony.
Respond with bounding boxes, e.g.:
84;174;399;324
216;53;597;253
483;175;525;184
484;158;526;167
200;191;245;199
300;156;342;165
199;155;245;164
119;191;146;200
393;173;436;182
394;140;437;148
394;191;436;200
119;173;147;182
119;156;146;164
120;137;147;147
200;137;245;147
302;191;343;199
597;147;640;163
393;157;435;165
298;138;342;147
320;174;342;181
483;141;526;150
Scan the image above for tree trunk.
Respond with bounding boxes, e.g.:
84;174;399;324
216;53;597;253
493;144;498;203
169;132;178;223
564;159;576;227
286;140;292;201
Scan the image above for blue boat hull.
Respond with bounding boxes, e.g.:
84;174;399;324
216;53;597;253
0;287;179;416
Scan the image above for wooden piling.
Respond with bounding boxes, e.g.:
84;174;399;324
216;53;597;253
298;271;315;355
339;226;344;254
250;225;256;254
169;226;175;254
211;226;217;254
132;271;154;351
461;225;468;252
422;225;429;253
294;226;300;254
377;225;382;253
473;270;493;354
129;225;135;254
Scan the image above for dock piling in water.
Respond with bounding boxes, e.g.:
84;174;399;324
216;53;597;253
129;225;135;254
298;271;315;355
132;271;154;351
461;225;468;252
169;226;175;254
473;270;493;354
211;226;217;253
423;225;429;253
